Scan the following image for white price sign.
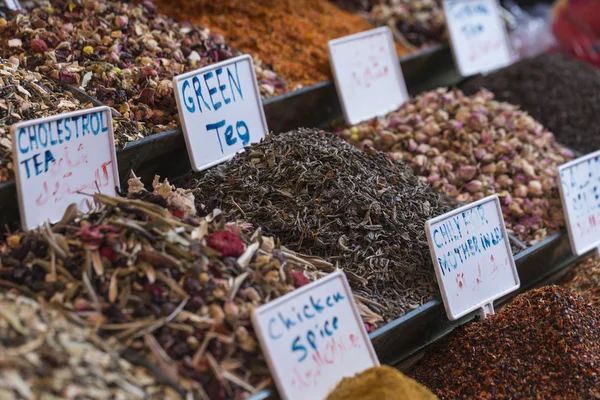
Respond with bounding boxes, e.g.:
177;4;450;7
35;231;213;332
558;150;600;256
11;107;120;230
328;26;408;125
4;0;21;10
444;0;513;76
252;270;379;400
425;195;519;320
173;55;268;171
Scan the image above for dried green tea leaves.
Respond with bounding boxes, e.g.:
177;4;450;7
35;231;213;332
187;128;452;322
410;285;600;399
0;291;178;399
0;0;283;144
341;88;574;245
0;177;377;399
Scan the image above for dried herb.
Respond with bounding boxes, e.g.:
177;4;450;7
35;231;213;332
560;255;600;307
0;0;283;144
150;0;409;91
339;88;574;245
410;285;600;399
331;0;447;48
0;57;140;181
0;291;178;399
0;176;379;399
460;53;600;155
185;128;452;322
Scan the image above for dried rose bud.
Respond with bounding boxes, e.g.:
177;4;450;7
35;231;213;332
464;180;483;193
30;39;48;53
413;154;427;168
459;165;477;181
528;181;543;197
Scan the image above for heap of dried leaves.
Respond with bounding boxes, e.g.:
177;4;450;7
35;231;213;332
410;286;600;398
186;128;452;322
0;291;178;399
0;176;379;399
560;255;600;307
340;88;574;245
0;0;284;143
0;57;141;181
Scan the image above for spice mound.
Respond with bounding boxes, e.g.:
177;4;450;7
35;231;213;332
560;255;600;307
340;87;574;245
0;176;377;399
460;53;600;155
150;0;408;90
327;365;437;400
0;291;177;399
0;0;283;143
187;128;451;321
410;285;600;399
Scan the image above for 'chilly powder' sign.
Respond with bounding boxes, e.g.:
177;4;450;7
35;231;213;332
173;55;269;171
425;195;519;320
444;0;513;76
252;271;379;400
558;150;600;255
11;106;119;230
328;26;408;125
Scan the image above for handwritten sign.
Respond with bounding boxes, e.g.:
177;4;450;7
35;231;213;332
173;55;268;171
3;0;21;10
425;195;519;320
11;107;119;230
558;150;600;255
328;26;408;125
444;0;513;76
252;270;378;400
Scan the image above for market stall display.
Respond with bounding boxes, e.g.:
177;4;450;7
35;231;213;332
149;0;410;91
0;0;283;141
339;87;574;245
0;177;379;399
185;128;452;322
461;53;600;154
410;285;600;398
561;255;600;307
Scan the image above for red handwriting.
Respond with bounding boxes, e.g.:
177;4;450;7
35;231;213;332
349;36;391;89
289;332;363;390
468;39;503;63
575;211;600;238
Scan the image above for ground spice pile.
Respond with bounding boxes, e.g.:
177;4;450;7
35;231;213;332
461;53;600;154
340;88;574;245
150;0;409;90
560;255;600;307
186;128;452;321
0;176;378;399
332;0;446;48
410;285;600;399
0;291;178;399
327;365;437;400
0;0;283;143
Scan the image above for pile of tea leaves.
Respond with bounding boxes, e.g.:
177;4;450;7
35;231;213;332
410;285;600;398
186;128;452;321
0;176;380;399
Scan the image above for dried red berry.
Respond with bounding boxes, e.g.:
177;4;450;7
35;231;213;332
206;231;245;257
30;39;48;53
290;270;310;288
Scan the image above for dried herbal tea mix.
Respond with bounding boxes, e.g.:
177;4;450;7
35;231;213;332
461;54;600;154
332;0;446;48
0;291;178;399
410;285;600;399
0;0;283;143
340;88;574;245
0;176;379;399
150;0;409;90
186;128;452;321
0;57;140;181
560;255;600;307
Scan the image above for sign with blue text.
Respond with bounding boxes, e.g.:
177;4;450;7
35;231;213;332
444;0;512;76
11;106;119;230
557;150;600;256
425;195;519;320
328;26;408;125
252;270;378;400
173;55;268;171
